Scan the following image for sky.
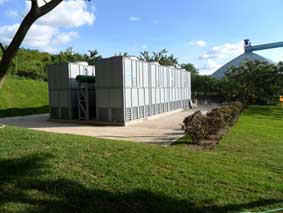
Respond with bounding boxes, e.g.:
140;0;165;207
0;0;283;75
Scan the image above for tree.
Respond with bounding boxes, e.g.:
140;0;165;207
84;49;103;65
181;63;199;75
138;49;179;67
191;75;219;95
138;51;152;62
115;52;129;57
0;0;90;89
219;61;283;104
51;47;85;64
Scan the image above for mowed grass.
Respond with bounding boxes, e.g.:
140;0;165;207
0;77;48;117
0;106;283;212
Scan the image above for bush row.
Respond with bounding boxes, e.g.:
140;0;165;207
183;102;245;144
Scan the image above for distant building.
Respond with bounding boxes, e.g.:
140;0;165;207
211;39;281;79
211;52;274;79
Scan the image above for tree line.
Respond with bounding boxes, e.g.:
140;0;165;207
3;46;282;105
193;61;283;104
2;47;198;81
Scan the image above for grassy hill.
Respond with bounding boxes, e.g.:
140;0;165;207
0;105;282;212
0;77;49;117
0;48;53;81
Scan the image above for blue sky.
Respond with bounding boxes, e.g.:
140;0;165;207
0;0;283;74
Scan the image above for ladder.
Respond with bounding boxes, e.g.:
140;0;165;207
78;83;90;121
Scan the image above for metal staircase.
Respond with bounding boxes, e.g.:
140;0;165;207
78;83;90;121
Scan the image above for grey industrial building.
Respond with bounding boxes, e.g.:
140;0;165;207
48;56;191;125
212;39;279;79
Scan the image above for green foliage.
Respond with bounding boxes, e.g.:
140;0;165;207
138;50;197;71
0;77;48;117
220;61;283;104
115;52;129;57
51;48;103;66
191;61;283;104
138;50;151;61
84;49;103;65
139;49;179;66
191;74;219;95
1;47;198;82
181;63;199;75
51;47;85;64
0;47;104;81
6;48;53;81
1;105;283;212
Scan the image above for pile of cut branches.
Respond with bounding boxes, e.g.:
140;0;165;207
183;102;245;149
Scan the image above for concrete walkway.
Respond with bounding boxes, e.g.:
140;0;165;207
0;105;215;144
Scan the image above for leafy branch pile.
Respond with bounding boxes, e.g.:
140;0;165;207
183;102;245;147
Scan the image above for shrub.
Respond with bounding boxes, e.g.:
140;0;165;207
206;109;225;134
183;102;245;145
183;111;206;144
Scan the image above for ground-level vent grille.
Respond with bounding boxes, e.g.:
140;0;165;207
111;108;124;122
61;107;70;120
170;102;174;111
139;107;145;118
145;105;150;117
165;103;169;112
156;104;160;114
125;108;132;121
98;108;109;121
133;107;139;120
72;107;78;120
160;103;164;113
150;105;156;115
183;100;188;108
50;107;59;119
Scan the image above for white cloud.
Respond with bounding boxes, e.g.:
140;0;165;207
198;59;221;75
0;0;6;5
0;24;58;52
0;0;95;52
129;16;141;22
0;24;19;44
199;41;244;60
189;40;207;47
52;32;79;46
36;0;95;28
6;10;20;18
25;24;58;52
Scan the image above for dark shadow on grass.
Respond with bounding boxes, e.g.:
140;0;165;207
171;135;192;146
0;105;49;118
0;153;53;205
1;154;283;213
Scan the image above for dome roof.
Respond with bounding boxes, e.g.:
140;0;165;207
211;52;274;79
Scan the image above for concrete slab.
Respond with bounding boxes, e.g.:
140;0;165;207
0;105;216;144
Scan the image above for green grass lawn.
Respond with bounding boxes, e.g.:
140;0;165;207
0;105;283;212
0;77;48;117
